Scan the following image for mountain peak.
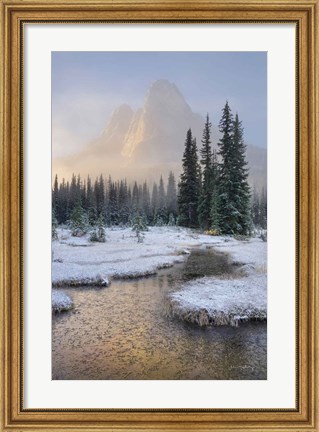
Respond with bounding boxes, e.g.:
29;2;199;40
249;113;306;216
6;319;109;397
149;79;178;91
146;79;183;100
144;79;192;121
110;103;134;119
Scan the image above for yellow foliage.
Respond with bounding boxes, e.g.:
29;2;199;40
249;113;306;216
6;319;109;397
205;229;220;236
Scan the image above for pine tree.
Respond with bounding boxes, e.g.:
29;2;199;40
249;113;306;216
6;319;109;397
178;129;200;227
198;114;213;229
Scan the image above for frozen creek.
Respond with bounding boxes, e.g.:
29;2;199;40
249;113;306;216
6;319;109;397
52;248;267;380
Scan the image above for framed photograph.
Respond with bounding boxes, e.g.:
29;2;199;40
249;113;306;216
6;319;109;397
1;0;318;431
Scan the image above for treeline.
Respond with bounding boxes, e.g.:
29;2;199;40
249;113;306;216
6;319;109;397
251;187;267;230
52;101;267;236
52;171;178;228
178;101;251;235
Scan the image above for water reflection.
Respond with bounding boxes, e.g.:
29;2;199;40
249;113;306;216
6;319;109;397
52;252;266;380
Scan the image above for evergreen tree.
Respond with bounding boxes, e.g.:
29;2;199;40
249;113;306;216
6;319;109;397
217;102;250;235
259;187;267;229
151;183;159;223
132;212;147;243
166;171;177;218
59;178;69;224
52;174;59;221
118;180;130;225
251;187;260;228
95;175;105;217
86;175;97;225
69;200;89;237
156;175;168;225
209;150;220;231
52;209;58;240
132;181;139;211
108;181;119;225
142;182;152;223
198;114;213;229
177;129;200;227
69;173;79;214
231;113;251;234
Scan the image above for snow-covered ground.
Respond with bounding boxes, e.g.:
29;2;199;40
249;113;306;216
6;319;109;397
52;290;73;313
167;237;267;327
52;227;267;325
52;226;223;286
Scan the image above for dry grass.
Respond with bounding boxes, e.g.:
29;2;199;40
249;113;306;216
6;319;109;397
164;297;267;328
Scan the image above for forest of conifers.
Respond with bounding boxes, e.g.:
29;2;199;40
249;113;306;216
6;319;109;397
52;102;267;236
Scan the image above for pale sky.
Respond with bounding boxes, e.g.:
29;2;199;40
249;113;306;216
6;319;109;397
52;51;267;159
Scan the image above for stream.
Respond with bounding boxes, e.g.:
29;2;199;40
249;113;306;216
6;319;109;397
52;248;267;380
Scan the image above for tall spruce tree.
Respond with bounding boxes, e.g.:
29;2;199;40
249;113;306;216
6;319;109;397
217;101;236;234
178;129;200;227
231;113;251;234
217;102;250;235
198;114;213;229
209;150;221;231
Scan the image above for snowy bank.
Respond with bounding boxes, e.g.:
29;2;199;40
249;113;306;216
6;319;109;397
167;237;267;327
52;226;222;287
52;290;73;313
166;274;266;327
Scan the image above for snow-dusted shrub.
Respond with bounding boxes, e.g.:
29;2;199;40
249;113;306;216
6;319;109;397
68;202;89;237
89;214;106;242
132;213;147;243
167;213;176;226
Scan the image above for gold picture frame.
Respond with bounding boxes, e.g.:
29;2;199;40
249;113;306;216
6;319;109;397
0;0;318;430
